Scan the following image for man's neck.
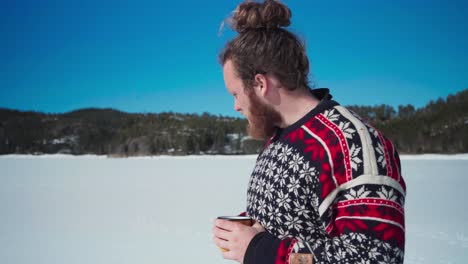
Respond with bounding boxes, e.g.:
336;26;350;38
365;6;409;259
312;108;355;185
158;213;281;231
276;90;320;128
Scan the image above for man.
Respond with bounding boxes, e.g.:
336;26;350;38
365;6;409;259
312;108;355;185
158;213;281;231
212;1;406;263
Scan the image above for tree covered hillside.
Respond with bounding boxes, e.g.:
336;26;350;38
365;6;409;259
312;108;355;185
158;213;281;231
1;89;467;156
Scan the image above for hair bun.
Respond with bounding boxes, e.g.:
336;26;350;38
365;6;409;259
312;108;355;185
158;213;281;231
230;0;291;33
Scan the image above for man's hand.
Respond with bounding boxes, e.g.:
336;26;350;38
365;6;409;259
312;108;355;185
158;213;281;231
212;219;266;263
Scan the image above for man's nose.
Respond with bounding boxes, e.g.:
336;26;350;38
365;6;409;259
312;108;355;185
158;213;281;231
234;101;241;112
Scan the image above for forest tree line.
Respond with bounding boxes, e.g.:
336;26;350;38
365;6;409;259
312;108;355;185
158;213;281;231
0;89;467;156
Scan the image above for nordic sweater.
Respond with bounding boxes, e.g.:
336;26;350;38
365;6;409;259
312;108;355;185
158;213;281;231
243;95;406;264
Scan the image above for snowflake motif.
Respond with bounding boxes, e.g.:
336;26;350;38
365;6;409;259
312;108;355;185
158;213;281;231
323;109;340;121
376;186;398;202
278;145;293;164
264;182;274;201
299;161;316;184
293;200;311;218
344;185;372;200
265;160;277;178
267;205;280;221
276;190;292;211
284;213;304;232
376;143;387;168
287;177;301;196
338;121;357;139
277;226;290;239
273;166;285;185
349;144;363;171
256;177;265;192
257;198;267;216
288;153;304;172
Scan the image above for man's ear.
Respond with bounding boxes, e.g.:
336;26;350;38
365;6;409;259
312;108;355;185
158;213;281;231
254;73;268;97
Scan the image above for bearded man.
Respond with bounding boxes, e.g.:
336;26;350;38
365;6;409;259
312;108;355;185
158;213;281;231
212;1;406;264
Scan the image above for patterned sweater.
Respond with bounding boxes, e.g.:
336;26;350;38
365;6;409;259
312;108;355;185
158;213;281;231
243;94;406;264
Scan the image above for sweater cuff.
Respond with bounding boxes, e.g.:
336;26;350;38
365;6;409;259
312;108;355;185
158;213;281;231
243;232;281;264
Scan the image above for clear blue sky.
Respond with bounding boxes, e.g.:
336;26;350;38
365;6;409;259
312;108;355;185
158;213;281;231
1;0;467;117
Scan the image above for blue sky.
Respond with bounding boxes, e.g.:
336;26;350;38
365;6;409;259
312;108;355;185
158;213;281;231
1;0;467;117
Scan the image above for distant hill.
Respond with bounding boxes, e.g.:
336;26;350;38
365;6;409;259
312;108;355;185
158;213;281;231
347;89;468;153
1;89;467;156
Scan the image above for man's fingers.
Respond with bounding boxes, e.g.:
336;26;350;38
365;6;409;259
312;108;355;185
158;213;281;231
212;236;229;250
215;219;235;231
213;235;237;261
213;225;232;240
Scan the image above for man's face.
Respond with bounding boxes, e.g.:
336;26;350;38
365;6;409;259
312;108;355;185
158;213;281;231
223;60;282;140
223;60;250;117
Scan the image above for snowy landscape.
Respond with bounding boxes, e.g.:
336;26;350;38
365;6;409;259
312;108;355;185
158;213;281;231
1;154;467;264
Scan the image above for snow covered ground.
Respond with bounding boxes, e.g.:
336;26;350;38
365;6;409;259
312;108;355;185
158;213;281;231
0;154;467;264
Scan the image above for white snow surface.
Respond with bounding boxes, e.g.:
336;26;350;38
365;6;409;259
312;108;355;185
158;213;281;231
1;155;467;263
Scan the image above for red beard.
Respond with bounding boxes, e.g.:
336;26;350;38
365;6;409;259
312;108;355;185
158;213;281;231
246;92;283;140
